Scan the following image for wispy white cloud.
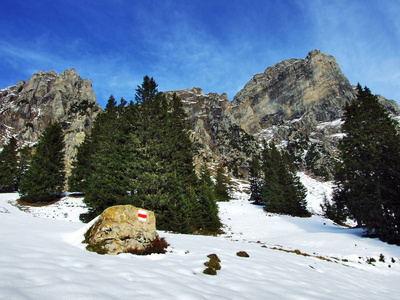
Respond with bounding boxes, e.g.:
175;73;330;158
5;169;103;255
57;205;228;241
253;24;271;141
300;0;400;101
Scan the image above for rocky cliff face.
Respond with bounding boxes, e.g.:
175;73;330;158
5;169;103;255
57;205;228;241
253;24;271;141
168;50;400;178
2;51;399;180
0;69;101;166
231;50;355;134
165;88;258;176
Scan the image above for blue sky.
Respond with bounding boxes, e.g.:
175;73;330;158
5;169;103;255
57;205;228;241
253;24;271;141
1;0;399;108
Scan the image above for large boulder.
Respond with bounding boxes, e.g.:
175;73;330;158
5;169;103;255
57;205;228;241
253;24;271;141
84;205;160;255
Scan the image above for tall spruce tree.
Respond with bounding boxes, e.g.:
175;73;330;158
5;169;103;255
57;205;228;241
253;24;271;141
262;142;309;217
0;137;18;192
333;85;400;243
214;165;231;202
78;96;133;222
19;122;65;203
249;155;263;204
198;165;221;233
67;133;94;192
15;146;32;191
261;142;284;212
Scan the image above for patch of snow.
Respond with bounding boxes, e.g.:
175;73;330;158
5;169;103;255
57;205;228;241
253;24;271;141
8;195;87;222
254;126;279;143
316;119;343;130
298;172;333;215
330;133;346;139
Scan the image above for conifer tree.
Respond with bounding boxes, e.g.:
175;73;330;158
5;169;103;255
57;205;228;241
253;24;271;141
214;165;231;202
68;133;94;192
280;151;309;217
333;85;400;243
78;96;133;222
198;165;221;233
262;142;309;217
19;122;65;203
15;146;32;191
249;155;263;204
261;142;283;212
0;137;18;192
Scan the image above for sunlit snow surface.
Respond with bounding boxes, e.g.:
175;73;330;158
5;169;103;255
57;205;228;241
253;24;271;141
1;174;400;299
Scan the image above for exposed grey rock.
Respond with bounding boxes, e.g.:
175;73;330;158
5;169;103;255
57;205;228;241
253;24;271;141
232;50;356;135
165;88;258;176
167;50;400;178
0;69;101;168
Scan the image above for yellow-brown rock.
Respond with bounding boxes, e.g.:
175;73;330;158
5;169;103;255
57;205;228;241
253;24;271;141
84;205;159;255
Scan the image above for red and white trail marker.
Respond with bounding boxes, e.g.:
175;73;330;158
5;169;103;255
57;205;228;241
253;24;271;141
138;210;148;222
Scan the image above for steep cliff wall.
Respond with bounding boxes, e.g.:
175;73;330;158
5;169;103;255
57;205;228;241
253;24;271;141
2;51;399;179
232;50;355;134
165;88;258;176
0;69;101;165
168;50;400;178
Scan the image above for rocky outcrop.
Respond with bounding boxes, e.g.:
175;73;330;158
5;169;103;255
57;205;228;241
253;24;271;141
165;88;258;176
2;50;399;180
231;50;356;136
84;205;159;255
0;69;101;166
168;50;400;178
166;87;231;159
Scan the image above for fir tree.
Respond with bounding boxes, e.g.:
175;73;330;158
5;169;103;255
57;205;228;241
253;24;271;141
19;122;65;203
249;155;263;204
214;165;231;202
262;142;309;217
78;96;133;222
0;137;18;192
198;165;221;233
15;146;32;191
68;133;93;192
333;85;400;243
280;151;309;217
261;142;284;212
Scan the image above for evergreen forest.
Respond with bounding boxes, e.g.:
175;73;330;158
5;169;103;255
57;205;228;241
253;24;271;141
249;142;310;218
69;76;222;234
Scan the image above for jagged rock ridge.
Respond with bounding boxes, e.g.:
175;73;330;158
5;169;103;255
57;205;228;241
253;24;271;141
0;69;101;166
232;50;355;134
165;88;258;176
168;50;400;178
2;50;399;180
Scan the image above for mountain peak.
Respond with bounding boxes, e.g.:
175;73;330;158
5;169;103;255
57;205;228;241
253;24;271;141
232;50;355;133
0;68;101;165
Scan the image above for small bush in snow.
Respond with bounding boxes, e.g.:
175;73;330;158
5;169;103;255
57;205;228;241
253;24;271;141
128;238;169;256
236;251;249;258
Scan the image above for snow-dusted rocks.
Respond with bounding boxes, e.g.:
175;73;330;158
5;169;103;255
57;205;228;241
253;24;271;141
0;68;101;165
84;205;159;255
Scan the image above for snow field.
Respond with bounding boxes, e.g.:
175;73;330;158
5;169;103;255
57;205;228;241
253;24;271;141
1;173;400;299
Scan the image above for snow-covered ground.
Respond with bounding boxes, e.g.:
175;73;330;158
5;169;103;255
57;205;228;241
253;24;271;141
1;174;400;299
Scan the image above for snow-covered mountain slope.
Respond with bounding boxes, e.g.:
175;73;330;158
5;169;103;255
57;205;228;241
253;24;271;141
1;175;399;299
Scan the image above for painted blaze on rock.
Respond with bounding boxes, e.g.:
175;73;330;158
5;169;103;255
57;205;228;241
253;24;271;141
84;205;159;255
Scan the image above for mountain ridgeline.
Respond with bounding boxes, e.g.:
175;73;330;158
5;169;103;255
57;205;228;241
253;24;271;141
0;69;101;169
1;50;399;178
166;50;400;178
